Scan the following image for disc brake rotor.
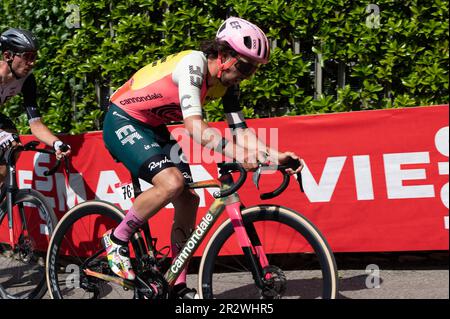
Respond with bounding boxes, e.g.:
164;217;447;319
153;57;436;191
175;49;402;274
261;265;287;299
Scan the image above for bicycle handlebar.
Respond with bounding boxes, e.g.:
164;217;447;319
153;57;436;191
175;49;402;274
258;167;291;200
18;141;70;176
213;158;304;199
214;162;248;198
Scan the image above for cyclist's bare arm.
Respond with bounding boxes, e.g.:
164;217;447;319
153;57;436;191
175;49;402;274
231;126;278;158
231;127;303;174
183;115;263;170
29;119;71;158
29;119;59;146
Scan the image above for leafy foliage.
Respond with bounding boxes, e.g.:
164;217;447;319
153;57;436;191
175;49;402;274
0;0;448;133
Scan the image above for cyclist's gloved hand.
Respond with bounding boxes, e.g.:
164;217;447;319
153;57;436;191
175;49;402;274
278;152;304;192
278;152;303;174
0;131;17;150
53;140;71;159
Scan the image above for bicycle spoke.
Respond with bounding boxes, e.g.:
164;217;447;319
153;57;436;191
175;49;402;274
47;204;138;299
0;193;54;299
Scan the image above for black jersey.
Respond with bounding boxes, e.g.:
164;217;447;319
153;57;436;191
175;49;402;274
0;72;41;121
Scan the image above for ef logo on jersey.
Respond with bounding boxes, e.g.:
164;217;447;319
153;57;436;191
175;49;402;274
115;124;143;146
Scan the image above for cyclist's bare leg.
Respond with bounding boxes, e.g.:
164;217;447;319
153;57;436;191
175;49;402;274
133;167;186;219
112;167;186;242
171;188;200;285
103;167;186;280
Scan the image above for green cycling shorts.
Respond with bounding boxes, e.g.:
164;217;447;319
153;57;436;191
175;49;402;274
102;104;193;184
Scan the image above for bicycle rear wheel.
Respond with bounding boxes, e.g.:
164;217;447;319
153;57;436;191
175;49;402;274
46;200;143;299
0;189;57;299
198;205;338;299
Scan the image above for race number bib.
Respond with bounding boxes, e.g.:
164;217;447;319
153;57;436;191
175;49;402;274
114;182;134;201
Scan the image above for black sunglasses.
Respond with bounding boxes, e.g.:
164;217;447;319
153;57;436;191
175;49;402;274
234;59;259;77
14;51;38;62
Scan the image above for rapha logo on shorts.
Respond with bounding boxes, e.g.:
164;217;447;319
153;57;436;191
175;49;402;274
148;156;172;171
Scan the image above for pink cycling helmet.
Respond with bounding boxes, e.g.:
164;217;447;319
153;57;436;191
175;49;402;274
216;17;270;64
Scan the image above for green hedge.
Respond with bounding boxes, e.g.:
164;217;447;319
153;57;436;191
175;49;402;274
1;0;448;134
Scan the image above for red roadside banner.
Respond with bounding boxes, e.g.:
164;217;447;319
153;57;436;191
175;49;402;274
1;105;448;254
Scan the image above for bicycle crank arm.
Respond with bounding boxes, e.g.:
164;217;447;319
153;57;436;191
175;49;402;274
83;269;135;290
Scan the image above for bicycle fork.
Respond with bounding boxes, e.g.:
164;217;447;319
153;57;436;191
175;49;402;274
6;187;15;247
5;194;30;250
225;202;269;289
4;162;20;248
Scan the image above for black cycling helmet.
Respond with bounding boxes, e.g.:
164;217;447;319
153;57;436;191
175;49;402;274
0;28;39;53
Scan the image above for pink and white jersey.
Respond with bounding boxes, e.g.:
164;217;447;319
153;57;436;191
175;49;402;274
110;50;246;128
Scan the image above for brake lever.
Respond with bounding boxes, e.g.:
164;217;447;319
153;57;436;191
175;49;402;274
252;165;262;190
43;159;61;176
252;158;305;195
64;156;70;175
284;157;305;193
296;172;304;193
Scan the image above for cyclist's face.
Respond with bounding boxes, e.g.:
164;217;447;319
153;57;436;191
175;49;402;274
220;56;259;87
7;51;37;77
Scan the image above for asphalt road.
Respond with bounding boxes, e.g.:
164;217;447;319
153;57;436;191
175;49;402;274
0;251;448;299
333;251;449;299
186;251;449;299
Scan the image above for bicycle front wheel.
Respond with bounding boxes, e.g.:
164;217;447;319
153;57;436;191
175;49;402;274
45;200;140;299
198;205;338;299
0;189;57;299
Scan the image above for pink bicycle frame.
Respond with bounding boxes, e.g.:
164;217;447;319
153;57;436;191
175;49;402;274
225;202;269;269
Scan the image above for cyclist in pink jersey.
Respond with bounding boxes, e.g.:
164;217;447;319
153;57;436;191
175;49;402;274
102;17;303;298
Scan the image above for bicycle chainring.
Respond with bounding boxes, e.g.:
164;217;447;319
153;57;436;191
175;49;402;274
135;269;168;299
79;273;100;298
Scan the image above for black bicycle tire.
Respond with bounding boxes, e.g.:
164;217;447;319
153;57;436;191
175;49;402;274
0;189;57;299
198;205;338;299
45;200;127;299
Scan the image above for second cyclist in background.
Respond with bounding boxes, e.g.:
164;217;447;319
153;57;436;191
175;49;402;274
0;28;71;185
